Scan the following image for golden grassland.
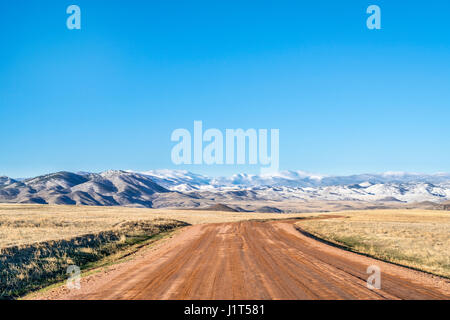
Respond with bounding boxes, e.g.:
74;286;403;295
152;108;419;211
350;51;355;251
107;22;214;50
0;203;307;298
1;204;449;297
0;204;306;248
0;217;188;298
295;209;450;278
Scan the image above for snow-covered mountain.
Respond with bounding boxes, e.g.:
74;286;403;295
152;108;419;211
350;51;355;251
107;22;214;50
131;170;450;204
133;170;450;188
1;170;449;209
135;170;212;192
0;171;199;208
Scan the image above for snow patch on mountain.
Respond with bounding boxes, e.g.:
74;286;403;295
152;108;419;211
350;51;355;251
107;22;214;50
129;170;450;203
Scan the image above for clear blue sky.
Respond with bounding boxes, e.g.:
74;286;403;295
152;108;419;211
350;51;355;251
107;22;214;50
1;0;449;178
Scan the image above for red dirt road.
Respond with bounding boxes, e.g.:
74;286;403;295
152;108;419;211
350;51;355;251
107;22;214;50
38;220;450;300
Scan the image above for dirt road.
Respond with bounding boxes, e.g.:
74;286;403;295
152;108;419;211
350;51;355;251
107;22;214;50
38;220;450;300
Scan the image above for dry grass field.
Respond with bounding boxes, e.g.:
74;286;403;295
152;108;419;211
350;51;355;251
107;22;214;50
0;203;307;298
295;209;450;278
0;217;188;298
0;204;307;248
1;204;449;298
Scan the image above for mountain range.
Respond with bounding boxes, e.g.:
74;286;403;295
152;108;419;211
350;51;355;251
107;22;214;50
1;170;449;212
